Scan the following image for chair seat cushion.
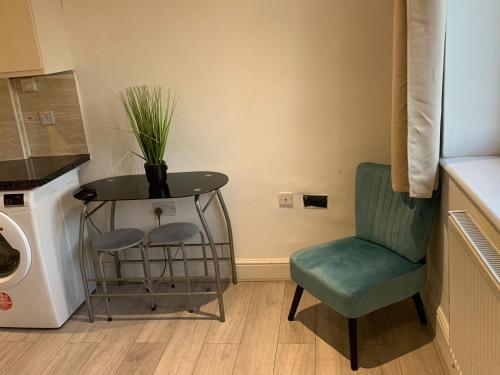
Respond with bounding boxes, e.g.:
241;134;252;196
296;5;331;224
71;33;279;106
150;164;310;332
290;237;426;318
93;228;145;252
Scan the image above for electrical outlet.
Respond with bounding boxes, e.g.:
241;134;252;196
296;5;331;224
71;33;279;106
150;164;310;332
153;202;176;216
278;192;293;208
38;111;55;125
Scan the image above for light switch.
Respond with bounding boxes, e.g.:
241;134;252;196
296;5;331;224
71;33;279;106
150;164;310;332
38;111;55;125
20;78;38;93
278;192;293;208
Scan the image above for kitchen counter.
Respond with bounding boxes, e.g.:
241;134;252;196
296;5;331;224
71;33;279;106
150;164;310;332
0;154;90;190
440;156;500;231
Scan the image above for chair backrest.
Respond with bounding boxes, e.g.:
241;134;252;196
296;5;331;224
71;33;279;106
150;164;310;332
355;162;439;263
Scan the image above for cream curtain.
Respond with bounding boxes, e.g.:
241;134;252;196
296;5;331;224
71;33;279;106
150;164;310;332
391;0;447;198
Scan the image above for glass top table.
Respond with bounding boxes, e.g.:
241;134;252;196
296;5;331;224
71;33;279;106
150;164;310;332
73;171;235;323
74;171;229;202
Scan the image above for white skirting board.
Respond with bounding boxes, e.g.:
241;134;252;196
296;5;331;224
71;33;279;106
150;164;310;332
235;258;290;280
434;307;458;374
421;289;457;375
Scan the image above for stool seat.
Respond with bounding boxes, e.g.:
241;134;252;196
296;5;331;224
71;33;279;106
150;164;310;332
93;228;145;252
148;222;200;244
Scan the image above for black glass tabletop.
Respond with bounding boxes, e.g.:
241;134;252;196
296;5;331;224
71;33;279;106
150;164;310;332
74;172;229;202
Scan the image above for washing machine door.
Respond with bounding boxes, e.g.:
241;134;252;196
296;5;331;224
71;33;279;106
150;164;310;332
0;212;31;289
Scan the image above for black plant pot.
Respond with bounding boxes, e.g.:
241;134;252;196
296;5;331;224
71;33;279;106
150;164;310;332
144;162;168;185
148;183;170;199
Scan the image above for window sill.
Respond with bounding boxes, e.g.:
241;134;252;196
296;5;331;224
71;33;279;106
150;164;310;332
440;156;500;232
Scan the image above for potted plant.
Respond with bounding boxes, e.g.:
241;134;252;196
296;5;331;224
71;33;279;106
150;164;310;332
120;85;177;185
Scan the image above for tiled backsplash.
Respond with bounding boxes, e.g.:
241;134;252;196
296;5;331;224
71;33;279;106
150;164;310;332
0;72;88;161
0;80;25;160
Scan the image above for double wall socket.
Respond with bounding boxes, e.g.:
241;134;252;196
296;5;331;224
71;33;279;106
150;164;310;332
38;111;55;125
153;201;176;216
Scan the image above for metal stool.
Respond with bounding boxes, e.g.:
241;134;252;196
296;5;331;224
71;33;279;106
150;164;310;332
147;222;210;311
92;228;155;321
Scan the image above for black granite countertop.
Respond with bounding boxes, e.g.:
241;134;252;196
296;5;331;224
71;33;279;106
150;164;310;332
0;154;90;190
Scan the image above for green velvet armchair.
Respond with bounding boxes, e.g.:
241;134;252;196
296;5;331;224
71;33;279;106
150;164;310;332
288;162;439;370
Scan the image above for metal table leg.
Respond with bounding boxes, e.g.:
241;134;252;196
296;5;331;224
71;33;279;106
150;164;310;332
216;190;237;284
195;195;225;322
200;232;210;291
79;204;95;322
110;201;122;280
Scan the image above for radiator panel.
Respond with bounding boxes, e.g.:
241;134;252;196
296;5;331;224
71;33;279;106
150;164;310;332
448;211;500;375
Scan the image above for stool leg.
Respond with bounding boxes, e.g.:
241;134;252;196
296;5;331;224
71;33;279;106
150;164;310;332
113;253;122;285
200;232;210;291
166;245;175;288
98;252;112;321
140;245;156;311
180;243;193;312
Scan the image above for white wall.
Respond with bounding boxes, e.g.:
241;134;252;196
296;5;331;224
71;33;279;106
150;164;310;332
442;0;500;157
62;0;393;274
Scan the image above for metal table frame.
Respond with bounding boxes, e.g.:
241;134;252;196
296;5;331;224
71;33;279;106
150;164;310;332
78;188;236;322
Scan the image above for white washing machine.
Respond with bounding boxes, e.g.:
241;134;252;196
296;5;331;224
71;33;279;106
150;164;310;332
0;169;86;328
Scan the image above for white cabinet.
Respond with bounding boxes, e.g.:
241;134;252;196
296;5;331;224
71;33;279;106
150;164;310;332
0;0;73;78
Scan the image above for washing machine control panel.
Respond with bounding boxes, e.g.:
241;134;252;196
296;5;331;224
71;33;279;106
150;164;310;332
4;194;25;207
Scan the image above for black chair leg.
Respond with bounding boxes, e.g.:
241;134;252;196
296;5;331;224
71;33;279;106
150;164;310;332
412;292;427;325
348;318;358;371
287;285;304;321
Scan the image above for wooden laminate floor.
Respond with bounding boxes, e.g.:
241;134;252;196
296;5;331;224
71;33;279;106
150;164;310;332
0;281;446;374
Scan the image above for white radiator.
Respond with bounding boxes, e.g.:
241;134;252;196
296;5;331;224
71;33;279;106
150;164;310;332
448;211;500;375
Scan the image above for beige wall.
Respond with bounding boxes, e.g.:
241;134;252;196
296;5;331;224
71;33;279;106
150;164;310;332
63;0;394;262
0;79;24;160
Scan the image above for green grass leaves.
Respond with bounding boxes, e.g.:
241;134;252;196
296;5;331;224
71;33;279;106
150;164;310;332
120;86;177;165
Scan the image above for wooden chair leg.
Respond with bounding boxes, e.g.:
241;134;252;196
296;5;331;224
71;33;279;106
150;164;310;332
287;285;304;321
412;292;427;325
348;317;358;370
